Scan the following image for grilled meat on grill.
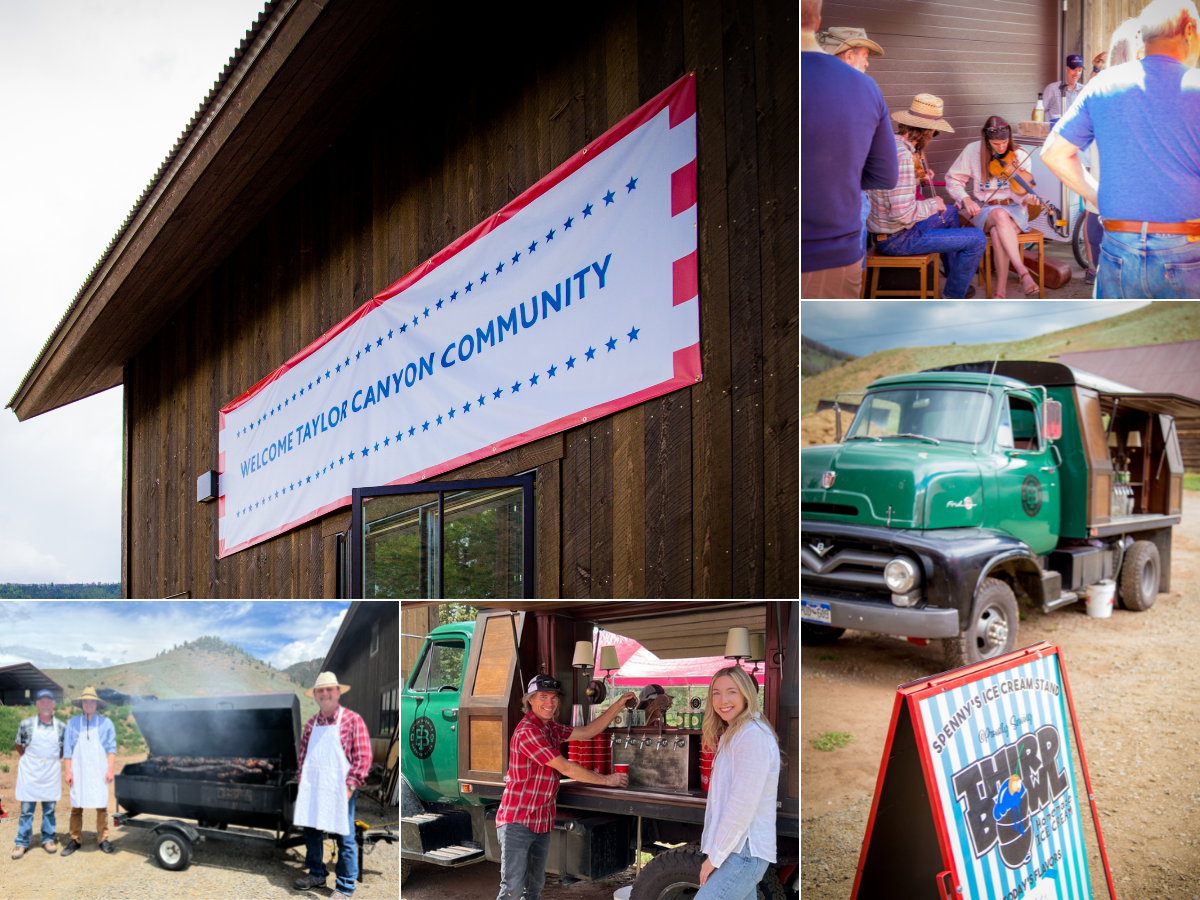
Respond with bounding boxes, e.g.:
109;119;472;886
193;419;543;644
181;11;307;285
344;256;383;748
141;756;281;783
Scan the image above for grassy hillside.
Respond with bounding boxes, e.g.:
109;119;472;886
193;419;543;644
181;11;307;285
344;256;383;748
1;703;146;756
0;583;119;598
801;301;1200;414
282;657;324;691
44;644;319;722
801;335;855;379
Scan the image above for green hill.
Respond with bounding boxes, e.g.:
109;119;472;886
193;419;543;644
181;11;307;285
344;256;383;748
801;301;1200;414
801;335;855;379
44;638;319;722
282;657;324;691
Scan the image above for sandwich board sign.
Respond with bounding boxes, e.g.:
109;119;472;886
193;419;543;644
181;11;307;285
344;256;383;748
851;642;1115;900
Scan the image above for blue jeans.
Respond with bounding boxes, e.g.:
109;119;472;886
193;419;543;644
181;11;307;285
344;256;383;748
303;791;358;895
496;823;552;900
860;192;871;270
16;800;57;848
696;841;770;900
1097;229;1200;298
876;208;987;298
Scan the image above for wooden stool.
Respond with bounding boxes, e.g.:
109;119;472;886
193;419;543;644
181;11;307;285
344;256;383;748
861;249;940;298
978;228;1045;298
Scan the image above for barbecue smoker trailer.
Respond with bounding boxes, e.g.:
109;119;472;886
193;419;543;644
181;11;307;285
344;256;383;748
113;692;306;870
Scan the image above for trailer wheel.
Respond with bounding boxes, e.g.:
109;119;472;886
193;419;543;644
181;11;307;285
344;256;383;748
943;578;1018;669
629;845;786;900
800;623;845;646
1119;540;1160;611
154;831;191;871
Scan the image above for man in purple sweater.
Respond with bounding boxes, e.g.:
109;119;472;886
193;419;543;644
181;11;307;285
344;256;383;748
802;0;899;298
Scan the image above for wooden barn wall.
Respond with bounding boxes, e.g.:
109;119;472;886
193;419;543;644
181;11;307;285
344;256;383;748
332;605;399;738
820;0;1059;206
124;0;797;599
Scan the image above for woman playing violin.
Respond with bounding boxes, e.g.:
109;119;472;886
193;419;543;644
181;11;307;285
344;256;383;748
946;116;1040;296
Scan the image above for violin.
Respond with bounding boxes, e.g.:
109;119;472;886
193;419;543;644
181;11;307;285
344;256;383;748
984;150;1063;226
912;148;934;200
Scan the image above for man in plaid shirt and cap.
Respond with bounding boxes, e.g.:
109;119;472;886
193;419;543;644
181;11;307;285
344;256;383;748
494;675;636;900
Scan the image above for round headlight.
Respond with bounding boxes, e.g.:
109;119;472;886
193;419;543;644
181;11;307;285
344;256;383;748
884;557;917;593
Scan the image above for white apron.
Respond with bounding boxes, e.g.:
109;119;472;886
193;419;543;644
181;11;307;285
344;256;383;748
69;716;110;810
293;707;351;835
15;719;62;803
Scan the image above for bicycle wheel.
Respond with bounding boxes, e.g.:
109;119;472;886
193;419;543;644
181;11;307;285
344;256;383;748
1072;212;1090;269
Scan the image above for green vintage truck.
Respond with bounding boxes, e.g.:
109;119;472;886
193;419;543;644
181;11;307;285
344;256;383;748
801;361;1200;667
401;602;798;900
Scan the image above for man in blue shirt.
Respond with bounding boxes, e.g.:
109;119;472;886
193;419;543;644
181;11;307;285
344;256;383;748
1042;0;1200;298
61;687;118;856
802;0;899;298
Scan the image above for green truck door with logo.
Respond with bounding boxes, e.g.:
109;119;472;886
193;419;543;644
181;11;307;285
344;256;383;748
401;631;468;803
993;393;1060;555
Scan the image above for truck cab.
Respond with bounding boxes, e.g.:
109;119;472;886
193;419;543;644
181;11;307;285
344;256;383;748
801;361;1200;667
400;602;799;900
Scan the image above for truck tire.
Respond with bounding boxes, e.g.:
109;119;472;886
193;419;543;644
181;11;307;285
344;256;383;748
629;846;785;900
801;623;845;646
1119;540;1160;611
400;859;414;884
943;578;1018;669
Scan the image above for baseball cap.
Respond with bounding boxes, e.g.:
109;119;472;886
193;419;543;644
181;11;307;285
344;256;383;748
1066;54;1084;69
36;689;55;701
639;683;666;702
526;674;563;694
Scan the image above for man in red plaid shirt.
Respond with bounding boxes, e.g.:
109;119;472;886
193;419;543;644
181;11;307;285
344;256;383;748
495;674;635;900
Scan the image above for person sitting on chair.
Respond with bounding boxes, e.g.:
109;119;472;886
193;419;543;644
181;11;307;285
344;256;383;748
946;116;1041;297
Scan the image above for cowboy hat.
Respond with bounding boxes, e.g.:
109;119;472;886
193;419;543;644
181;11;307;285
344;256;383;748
72;686;107;709
891;93;956;133
816;27;884;57
304;671;351;698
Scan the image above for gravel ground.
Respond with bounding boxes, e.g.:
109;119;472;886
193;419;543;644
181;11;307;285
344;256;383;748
802;489;1200;898
0;753;398;900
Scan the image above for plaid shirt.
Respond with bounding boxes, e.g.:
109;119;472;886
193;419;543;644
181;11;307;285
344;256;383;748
495;713;573;833
866;134;942;235
15;715;67;754
297;706;373;789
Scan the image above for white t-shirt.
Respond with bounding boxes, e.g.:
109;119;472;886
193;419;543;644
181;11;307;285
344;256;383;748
700;714;780;868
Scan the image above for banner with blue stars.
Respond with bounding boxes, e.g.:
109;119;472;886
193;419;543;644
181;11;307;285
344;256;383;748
217;73;699;557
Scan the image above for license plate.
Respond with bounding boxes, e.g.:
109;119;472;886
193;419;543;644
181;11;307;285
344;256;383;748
801;599;832;625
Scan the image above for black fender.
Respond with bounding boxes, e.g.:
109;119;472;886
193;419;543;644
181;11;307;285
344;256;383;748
801;520;1039;632
400;774;426;819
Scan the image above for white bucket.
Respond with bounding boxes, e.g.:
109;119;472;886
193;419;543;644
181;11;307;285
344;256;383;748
613;886;633;900
1085;579;1116;618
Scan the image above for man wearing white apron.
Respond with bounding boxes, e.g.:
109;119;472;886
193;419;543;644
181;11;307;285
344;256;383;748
61;686;117;857
293;672;372;900
12;689;67;859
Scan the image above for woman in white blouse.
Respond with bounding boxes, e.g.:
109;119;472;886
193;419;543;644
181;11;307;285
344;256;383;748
946;116;1040;297
697;666;780;899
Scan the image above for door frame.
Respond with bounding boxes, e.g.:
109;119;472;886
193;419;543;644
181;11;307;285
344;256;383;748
351;474;536;598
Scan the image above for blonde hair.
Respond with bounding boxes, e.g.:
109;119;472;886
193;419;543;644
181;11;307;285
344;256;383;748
1139;0;1198;44
701;666;777;755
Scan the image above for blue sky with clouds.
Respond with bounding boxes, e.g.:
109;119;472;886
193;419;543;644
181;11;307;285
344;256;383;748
801;301;1150;356
0;600;350;670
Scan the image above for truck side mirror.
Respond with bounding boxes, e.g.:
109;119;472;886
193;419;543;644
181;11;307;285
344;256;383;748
1043;399;1062;441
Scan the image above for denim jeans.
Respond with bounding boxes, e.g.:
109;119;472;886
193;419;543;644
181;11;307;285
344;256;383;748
1097;229;1200;299
695;841;770;900
496;823;552;900
875;208;987;298
16;800;57;848
860;192;871;270
303;791;358;895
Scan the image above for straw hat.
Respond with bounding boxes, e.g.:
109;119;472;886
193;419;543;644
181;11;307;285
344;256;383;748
891;94;956;133
304;671;351;698
72;686;107;709
816;27;884;57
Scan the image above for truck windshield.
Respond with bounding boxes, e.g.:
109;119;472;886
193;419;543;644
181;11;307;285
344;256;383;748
847;389;994;445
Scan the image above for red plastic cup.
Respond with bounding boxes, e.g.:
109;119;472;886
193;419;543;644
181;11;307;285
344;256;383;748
614;763;629;775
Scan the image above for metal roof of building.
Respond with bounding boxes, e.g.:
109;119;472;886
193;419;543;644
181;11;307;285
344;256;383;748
0;662;64;697
1056;341;1200;403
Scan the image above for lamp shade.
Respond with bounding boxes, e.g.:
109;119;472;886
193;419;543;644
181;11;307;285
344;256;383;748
724;626;752;659
1107;430;1119;448
599;646;620;671
572;640;594;668
1126;430;1142;448
748;632;766;662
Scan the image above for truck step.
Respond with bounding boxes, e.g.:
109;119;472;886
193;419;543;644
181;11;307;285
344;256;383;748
401;809;474;857
401;841;485;867
1044;591;1079;612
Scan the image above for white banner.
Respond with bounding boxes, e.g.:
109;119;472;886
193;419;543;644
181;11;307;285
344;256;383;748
218;74;699;556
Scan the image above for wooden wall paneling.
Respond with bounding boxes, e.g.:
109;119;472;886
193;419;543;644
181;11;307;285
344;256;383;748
561;426;592;598
589;418;614;598
353;121;374;320
753;0;798;598
683;0;733;598
644;389;693;597
194;279;214;598
265;204;291;600
536;458;561;599
606;0;639;123
612;406;645;598
121;358;131;598
723;0;764;598
637;0;686;103
182;293;198;597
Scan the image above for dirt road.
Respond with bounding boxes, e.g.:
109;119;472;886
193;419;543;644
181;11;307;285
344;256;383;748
402;858;633;900
801;489;1200;898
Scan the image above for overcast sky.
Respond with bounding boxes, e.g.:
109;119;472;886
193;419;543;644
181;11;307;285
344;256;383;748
0;1;267;583
0;599;348;670
802;301;1151;356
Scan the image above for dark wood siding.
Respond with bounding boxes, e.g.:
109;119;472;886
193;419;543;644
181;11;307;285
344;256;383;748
124;0;797;599
329;603;399;739
820;0;1059;202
